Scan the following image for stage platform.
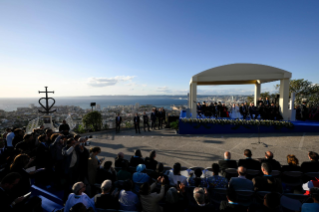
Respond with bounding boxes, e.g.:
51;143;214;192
179;110;319;134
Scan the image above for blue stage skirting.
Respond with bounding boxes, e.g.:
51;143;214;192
179;111;319;134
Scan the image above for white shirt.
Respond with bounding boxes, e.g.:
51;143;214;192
167;172;187;185
64;193;96;212
6;132;15;147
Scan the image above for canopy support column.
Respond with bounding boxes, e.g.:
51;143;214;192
279;79;290;120
189;82;197;118
254;82;261;106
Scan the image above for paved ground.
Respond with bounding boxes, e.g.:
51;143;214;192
84;129;319;169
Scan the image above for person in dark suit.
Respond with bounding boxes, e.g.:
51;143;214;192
210;102;216;118
258;103;265;119
93;180;118;210
115;113;122;133
59;120;70;135
238;149;261;170
0;172;25;212
157;108;165;129
257;97;264;106
239;103;248;119
265;97;270;106
252;163;283;193
219;188;248;212
217;102;223;118
261;151;281;171
143;112;150;132
218;151;238;178
301;101;308;121
249;103;259;119
197;102;202;117
133;113;141;134
221;103;228;117
301;151;319;173
151;109;157;130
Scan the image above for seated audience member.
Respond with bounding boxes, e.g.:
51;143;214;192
218;151;238;177
188;187;214;212
261;151;281;171
12;129;24;148
139;176;166;212
129;149;145;167
207;163;228;188
164;187;186;212
238;149;261;170
132;164;150;192
118;180;140;211
115;152;128;167
220;188;248;212
97;161;117;184
302;187;319;212
0;172;24;212
64;182;96;212
229;166;254;191
0;139;9;166
252;163;283;193
301;151;319;173
69;203;92;212
117;160;132;181
88;147;103;185
15;133;36;156
187;168;207;187
145;150;158;170
93;180;118;210
281;154;302;172
248;192;282;212
168;162;187;186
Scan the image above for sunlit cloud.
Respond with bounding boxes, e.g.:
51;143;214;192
87;76;135;87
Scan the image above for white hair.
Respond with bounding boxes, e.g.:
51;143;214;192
101;180;112;192
72;182;84;195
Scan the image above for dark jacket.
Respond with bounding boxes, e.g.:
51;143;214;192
129;156;144;167
59;124;70;132
115;116;122;124
151;112;157;121
0;187;15;212
96;168;117;184
145;157;158;171
219;201;248;212
10;167;31;199
261;158;281;171
252;176;283;193
133;116;140;124
94;193;119;210
35;142;52;169
301;161;319;173
239;106;248;115
143;115;149;123
218;160;238;177
238;158;261;170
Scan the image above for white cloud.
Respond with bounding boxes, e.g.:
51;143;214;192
157;86;171;93
87;76;135;87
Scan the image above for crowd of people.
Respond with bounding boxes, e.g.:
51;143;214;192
1;124;319;212
197;97;284;120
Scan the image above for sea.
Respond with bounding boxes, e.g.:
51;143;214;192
0;96;190;111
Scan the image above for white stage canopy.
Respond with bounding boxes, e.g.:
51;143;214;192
189;63;292;120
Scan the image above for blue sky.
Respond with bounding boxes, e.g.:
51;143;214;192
1;0;319;97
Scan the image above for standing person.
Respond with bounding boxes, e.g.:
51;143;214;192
158;109;164;129
134;113;141;134
59;120;70;135
201;101;207;118
143;112;150;132
240;103;248;119
265;97;270;105
249;103;258;119
231;103;240;119
115;113;122;133
197;102;202;117
301;101;308;121
217;102;223;118
222;103;228;117
151;109;157;130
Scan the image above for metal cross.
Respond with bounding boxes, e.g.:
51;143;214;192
38;86;56;114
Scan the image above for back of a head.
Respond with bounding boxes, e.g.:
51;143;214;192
173;163;181;175
224;151;231;159
287;154;299;166
1;172;21;185
238;166;246;176
309;151;319;161
156;163;164;173
212;163;220;174
264;192;281;209
261;162;272;174
101;180;112;192
244;149;252;158
194;168;202;178
135;149;142;157
149;150;156;159
104;161;112;170
72;182;84;195
266;151;274;160
193;187;205;205
70;203;86;212
139;182;150;195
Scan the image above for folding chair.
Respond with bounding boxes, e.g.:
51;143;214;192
225;168;238;180
236;190;255;206
280;195;302;212
282;171;303;187
204;167;213;178
283;193;311;203
271;170;281;178
304;172;319;180
246;169;261;180
180;166;189;177
209;187;228;204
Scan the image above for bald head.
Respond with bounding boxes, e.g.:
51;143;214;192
224;151;231;160
265;151;273;159
238;166;246;176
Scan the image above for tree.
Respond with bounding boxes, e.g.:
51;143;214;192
82;111;102;131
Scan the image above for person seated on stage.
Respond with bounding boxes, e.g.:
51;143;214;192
263;103;271;120
261;151;281;171
301;151;319;173
217;102;223;117
229;166;254;191
252;163;283;193
144;150;158;171
214;102;218;118
221;103;228;117
197;102;202;117
130;149;145;167
207;163;228;188
204;102;212;118
240;103;248;119
218;151;238;178
59;120;70;135
257;97;264;106
210;102;216;118
249;103;259;119
238;149;261;170
220;188;248;212
301;187;319;212
187;168;207;187
258;102;265;119
295;105;302;120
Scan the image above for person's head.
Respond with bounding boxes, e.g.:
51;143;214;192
136;164;146;173
226;188;237;202
117;113;120;116
101;180;112;194
308;151;319;162
166;187;179;204
263;192;281;209
287;154;299;166
104;161;112;170
143;111;146;115
244;102;247;105
271;103;274;106
193;187;206;205
38;134;47;143
222;103;225;106
117;152;124;159
238;166;246;176
0;172;21;191
173;162;181;175
6;127;12;133
134;149;142;157
72;182;86;195
212;163;220;175
45;128;53;137
261;162;272;175
139;182;151;195
224;151;231;160
89;146;101;155
241;103;244;106
259;97;262;100
66;138;75;147
150;150;156;159
69;203;86;212
266;97;269;100
123;179;133;191
265;151;274;160
244;149;252;158
62;120;66;124
194;168;202;178
135;113;138;116
10;154;30;170
40;125;44;130
310;187;319;203
156;163;164;173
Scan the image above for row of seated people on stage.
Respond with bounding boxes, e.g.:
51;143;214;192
197;100;283;120
1;127;319;212
296;102;319;121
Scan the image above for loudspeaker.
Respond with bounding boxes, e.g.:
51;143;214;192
90;102;96;107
